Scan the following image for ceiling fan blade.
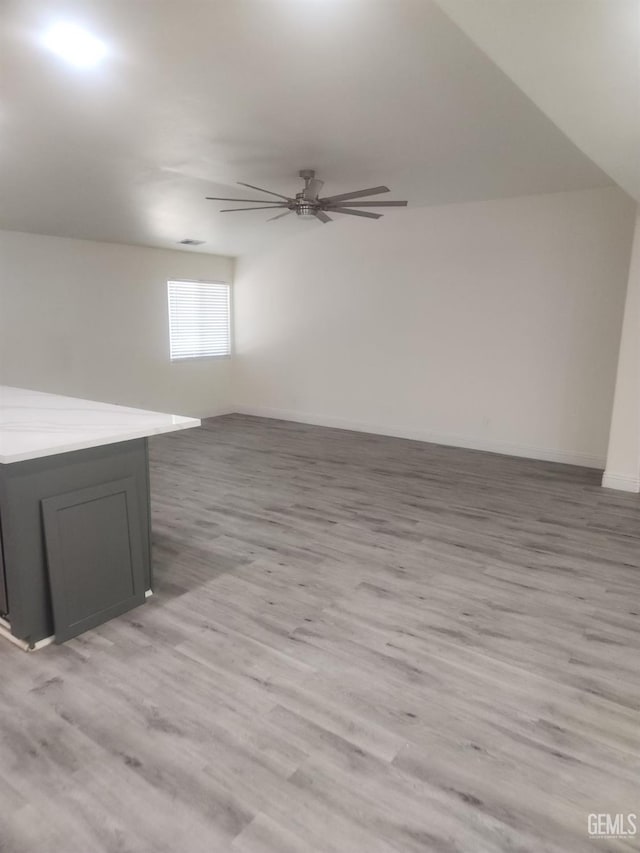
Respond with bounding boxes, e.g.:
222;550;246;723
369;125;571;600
207;197;291;203
329;200;408;207
219;205;289;212
303;179;324;201
320;185;390;204
315;210;332;223
327;208;382;219
267;210;294;221
237;181;293;201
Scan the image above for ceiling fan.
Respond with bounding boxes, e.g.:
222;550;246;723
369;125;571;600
206;169;408;223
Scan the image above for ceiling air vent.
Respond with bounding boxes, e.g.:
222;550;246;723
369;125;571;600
178;239;205;246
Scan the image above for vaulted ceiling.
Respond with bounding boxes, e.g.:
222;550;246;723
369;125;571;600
0;0;633;257
435;0;640;202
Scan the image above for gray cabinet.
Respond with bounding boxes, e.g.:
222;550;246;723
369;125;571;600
0;438;151;646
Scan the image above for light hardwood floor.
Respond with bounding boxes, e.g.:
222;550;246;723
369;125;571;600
1;415;640;853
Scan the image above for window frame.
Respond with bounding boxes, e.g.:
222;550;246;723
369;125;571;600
167;278;232;362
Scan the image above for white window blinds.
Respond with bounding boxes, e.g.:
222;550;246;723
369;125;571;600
167;280;231;360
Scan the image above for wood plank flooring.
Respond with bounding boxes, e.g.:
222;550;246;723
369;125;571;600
1;415;640;852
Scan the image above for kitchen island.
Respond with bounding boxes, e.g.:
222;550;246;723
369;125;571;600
0;386;200;649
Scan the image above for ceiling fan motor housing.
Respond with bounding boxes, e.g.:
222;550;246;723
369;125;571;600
295;195;319;217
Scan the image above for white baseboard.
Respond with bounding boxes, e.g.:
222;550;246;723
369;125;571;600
601;471;640;493
31;635;55;651
233;406;606;469
0;616;55;652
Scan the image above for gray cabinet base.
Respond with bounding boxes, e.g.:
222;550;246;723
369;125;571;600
0;439;152;646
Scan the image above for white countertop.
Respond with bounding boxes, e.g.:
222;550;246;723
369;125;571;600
0;386;201;463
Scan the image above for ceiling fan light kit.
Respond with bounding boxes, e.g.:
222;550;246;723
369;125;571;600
206;170;408;224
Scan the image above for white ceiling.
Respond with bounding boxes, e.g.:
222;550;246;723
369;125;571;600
435;0;640;203
0;0;616;257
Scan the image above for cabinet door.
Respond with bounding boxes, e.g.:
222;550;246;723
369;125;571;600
42;477;145;642
0;520;7;617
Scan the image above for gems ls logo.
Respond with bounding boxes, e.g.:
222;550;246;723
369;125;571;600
588;813;637;839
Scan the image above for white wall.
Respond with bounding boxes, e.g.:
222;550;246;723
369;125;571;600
234;187;636;467
603;212;640;490
0;230;234;417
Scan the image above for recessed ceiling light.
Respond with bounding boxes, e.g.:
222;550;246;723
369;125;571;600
42;23;107;68
179;239;205;246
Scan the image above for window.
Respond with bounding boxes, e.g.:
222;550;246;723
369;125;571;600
167;280;231;360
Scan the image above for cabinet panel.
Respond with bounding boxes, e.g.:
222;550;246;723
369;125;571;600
42;477;145;643
0;520;7;617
